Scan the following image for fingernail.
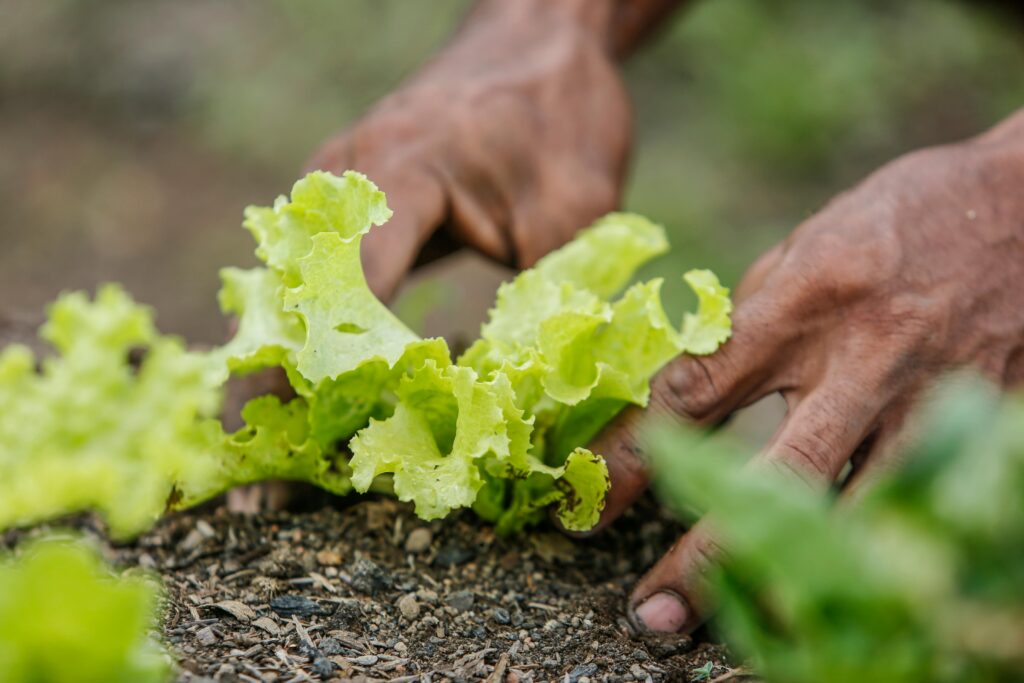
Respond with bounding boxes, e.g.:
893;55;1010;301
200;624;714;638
632;592;689;633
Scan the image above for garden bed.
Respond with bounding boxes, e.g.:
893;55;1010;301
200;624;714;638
48;495;741;682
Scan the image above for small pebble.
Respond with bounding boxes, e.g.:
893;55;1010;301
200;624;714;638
352;654;379;666
195;626;217;647
434;542;474;567
397;593;421;620
492;607;511;624
318;637;343;656
311;657;336;677
446;590;475;612
315;549;342;566
404;528;432;554
394;641;408;653
350;558;391;595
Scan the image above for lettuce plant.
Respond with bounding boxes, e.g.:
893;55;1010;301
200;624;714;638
0;171;732;537
0;537;168;682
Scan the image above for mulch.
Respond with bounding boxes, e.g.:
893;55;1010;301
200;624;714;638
6;494;751;683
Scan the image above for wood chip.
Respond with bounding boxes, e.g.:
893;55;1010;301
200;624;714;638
486;652;510;683
212;600;257;622
292;616;315;651
253;616;282;636
309;571;337;593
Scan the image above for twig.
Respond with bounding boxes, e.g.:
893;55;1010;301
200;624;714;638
709;667;756;683
486;652;510;683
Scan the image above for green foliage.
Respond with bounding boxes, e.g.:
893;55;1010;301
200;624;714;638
648;378;1024;683
0;171;732;537
0;537;168;683
0;285;223;537
218;172;732;533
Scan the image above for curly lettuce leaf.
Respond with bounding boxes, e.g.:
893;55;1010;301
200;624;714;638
284;231;418;383
213;266;304;377
679;269;733;355
349;361;534;519
554;447;611;531
0;538;168;683
532;212;670;298
0;286;222;537
177;395;350;507
244;170;391;287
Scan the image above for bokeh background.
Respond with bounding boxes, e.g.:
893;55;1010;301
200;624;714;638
2;0;1023;344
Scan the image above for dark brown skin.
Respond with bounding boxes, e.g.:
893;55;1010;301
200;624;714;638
305;0;689;302
304;0;1024;635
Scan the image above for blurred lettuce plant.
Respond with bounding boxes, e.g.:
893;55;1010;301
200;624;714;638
649;377;1024;683
0;537;168;683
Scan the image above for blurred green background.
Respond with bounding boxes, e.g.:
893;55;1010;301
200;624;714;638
1;0;1023;343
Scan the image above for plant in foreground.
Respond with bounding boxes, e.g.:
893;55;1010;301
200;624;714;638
0;170;732;538
0;537;167;682
649;377;1024;683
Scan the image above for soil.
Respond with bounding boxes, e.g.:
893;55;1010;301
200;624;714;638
9;495;751;683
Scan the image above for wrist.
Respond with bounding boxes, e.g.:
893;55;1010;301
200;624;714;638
470;0;614;26
466;0;686;60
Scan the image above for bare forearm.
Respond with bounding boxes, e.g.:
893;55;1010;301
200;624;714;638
466;0;688;61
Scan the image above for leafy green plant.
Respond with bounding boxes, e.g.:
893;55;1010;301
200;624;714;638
0;537;168;682
648;377;1024;683
0;170;731;537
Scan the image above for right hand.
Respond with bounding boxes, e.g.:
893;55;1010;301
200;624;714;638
305;0;632;302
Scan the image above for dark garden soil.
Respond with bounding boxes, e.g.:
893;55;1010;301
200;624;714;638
16;493;754;683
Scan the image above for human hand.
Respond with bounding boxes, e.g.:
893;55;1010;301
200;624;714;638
585;111;1024;634
306;0;631;302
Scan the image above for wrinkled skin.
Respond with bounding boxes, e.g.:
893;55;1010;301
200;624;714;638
590;113;1024;633
306;0;632;303
258;0;1024;635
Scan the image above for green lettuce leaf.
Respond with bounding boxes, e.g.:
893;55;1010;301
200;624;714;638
212;266;304;378
679;269;733;355
284;231;419;383
349;361;532;520
243;170;391;288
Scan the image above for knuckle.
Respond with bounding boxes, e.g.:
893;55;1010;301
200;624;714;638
776;431;840;484
651;361;721;423
685;532;728;576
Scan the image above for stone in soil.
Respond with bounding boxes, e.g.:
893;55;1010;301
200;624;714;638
269;594;326;618
404;527;433;553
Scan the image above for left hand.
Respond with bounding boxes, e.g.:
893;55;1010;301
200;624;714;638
584;110;1024;634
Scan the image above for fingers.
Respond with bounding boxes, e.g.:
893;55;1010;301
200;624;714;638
755;384;881;491
582;301;790;533
629;518;723;634
358;169;447;302
839;403;915;501
629;384;883;634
